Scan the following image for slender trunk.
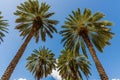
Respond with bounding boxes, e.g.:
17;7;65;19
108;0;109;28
37;78;41;80
1;29;35;80
81;33;108;80
73;71;78;80
71;67;78;80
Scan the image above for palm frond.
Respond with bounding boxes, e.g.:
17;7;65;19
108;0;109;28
60;8;113;56
14;0;58;42
26;46;56;80
0;12;8;44
57;49;91;80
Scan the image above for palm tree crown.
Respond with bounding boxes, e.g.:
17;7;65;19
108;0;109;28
26;47;56;80
0;12;8;44
57;49;91;80
60;8;114;79
14;0;58;42
1;0;58;80
60;8;113;57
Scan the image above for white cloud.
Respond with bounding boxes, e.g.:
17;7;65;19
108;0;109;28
112;79;120;80
51;69;62;80
50;59;62;80
14;78;27;80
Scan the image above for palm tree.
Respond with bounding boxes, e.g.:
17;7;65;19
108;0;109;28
26;47;56;80
57;49;91;80
1;0;58;80
0;12;8;44
60;8;113;80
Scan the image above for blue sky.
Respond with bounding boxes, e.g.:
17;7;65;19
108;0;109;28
0;0;120;80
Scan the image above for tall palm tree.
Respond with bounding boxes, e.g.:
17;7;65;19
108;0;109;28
26;47;56;80
60;8;113;80
57;49;91;80
1;0;58;80
0;12;8;44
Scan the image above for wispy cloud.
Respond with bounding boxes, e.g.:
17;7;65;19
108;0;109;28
112;79;120;80
94;78;120;80
14;78;27;80
51;69;62;80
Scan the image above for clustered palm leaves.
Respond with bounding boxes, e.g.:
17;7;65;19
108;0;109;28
0;12;8;44
1;0;58;80
57;49;91;80
26;47;56;80
0;0;114;80
60;8;113;56
60;8;113;80
15;0;58;42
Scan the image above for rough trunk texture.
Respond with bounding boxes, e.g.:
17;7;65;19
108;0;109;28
71;67;79;80
81;33;108;80
1;30;35;80
73;71;78;80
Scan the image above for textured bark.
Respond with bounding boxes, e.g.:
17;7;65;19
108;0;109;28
81;33;108;80
73;71;78;80
37;78;41;80
71;67;79;80
1;29;35;80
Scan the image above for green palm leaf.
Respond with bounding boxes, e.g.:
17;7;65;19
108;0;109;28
60;8;113;79
0;12;8;43
57;49;91;80
60;8;113;55
26;47;56;80
14;0;58;42
1;1;58;80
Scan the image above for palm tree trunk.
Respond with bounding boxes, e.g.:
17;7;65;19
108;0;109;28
37;78;41;80
73;72;78;80
1;29;35;80
71;67;78;80
81;33;108;80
